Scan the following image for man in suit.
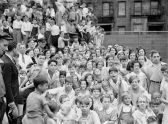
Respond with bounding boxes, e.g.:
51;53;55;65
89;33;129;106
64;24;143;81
0;33;11;124
1;41;19;124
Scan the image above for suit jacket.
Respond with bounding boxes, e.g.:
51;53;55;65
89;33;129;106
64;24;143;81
1;54;19;104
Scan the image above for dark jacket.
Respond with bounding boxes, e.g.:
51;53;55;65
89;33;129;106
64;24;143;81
1;54;19;104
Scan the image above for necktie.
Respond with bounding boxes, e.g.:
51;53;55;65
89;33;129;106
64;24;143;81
22;54;25;63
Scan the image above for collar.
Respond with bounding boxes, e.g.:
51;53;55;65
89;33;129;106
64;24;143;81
5;53;13;61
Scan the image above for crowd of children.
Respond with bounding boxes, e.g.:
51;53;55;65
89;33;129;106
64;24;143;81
1;0;168;124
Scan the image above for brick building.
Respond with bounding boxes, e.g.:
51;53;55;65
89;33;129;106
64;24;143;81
84;0;168;31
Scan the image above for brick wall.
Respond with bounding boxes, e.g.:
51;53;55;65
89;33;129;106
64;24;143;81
103;33;168;62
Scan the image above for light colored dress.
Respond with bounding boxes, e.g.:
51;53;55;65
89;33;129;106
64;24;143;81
96;106;118;124
133;109;155;124
22;91;47;124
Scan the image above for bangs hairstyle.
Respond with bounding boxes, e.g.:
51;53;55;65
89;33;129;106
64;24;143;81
128;75;140;84
131;60;142;68
109;66;118;74
79;79;89;88
79;96;90;106
121;92;131;102
90;84;101;93
100;94;112;103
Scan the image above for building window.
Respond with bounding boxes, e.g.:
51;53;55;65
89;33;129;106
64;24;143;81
118;26;126;34
103;3;110;16
133;24;143;32
103;2;113;17
118;1;126;17
134;1;142;15
151;1;159;15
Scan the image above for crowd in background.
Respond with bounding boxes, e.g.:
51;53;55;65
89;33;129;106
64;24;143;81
0;0;168;124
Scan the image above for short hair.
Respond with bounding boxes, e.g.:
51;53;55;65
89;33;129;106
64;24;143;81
48;59;57;65
8;42;17;52
100;94;112;103
150;50;159;58
120;56;128;61
59;94;68;104
91;85;101;93
59;71;66;77
109;66;118;74
33;74;48;88
128;75;140;84
131;60;142;68
37;53;45;58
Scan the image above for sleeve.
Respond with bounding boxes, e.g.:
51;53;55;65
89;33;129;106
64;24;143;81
2;63;14;104
92;111;101;124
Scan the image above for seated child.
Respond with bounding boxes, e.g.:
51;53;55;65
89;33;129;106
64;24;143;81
22;74;58;124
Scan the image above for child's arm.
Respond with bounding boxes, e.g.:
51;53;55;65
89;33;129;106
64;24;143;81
44;104;55;118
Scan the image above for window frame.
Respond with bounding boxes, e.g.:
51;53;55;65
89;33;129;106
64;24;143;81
118;1;126;17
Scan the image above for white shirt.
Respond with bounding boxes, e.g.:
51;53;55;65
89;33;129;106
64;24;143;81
38;33;44;39
13;20;22;29
46;22;51;31
82;7;89;17
18;53;33;70
21;4;27;13
21;21;32;35
58;37;65;48
51;25;60;35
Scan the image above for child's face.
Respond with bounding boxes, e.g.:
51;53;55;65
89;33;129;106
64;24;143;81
123;95;131;105
97;62;103;69
151;104;159;115
75;88;80;95
39;83;48;93
102;82;109;91
109;71;118;80
93;89;100;98
69;67;76;75
152;92;161;103
65;82;73;91
138;97;147;111
62;97;70;104
48;62;57;72
131;78;139;90
86;75;92;83
102;97;110;109
162;70;168;78
87;62;92;70
81;81;87;90
133;63;140;72
73;76;78;82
